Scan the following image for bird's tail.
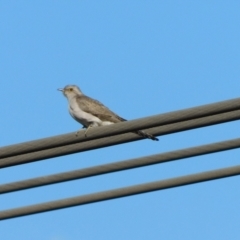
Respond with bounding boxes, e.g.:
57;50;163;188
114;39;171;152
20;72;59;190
135;130;159;141
119;118;159;141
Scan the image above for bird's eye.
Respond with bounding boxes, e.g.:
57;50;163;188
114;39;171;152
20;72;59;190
69;88;73;91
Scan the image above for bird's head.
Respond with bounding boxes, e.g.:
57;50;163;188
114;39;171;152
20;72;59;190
58;85;83;98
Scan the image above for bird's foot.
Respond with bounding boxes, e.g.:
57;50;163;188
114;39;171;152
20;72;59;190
75;125;93;137
84;124;93;137
75;126;87;137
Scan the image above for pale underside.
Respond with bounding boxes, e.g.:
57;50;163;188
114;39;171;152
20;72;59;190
68;95;126;127
67;93;158;141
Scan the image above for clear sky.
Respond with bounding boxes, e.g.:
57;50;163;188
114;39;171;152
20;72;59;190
1;1;240;239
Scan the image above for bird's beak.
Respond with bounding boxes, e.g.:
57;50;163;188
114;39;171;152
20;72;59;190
58;88;63;92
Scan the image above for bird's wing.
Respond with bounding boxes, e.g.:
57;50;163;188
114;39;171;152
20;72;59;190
76;95;126;123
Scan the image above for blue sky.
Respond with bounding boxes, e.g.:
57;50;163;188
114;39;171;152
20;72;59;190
1;1;240;239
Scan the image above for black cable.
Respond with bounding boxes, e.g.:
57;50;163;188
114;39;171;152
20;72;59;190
1;97;240;159
1;164;240;220
1;109;240;169
1;137;240;194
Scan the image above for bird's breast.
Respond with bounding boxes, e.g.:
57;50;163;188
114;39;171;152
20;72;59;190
68;99;101;127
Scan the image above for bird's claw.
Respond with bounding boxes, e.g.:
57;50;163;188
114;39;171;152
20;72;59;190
75;125;92;137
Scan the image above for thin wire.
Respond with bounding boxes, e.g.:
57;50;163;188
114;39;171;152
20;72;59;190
1;109;240;169
1;164;240;220
1;137;240;194
1;97;240;159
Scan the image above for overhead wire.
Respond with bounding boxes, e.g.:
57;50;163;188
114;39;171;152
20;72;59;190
1;137;240;194
1;164;240;220
1;98;240;220
1;97;240;159
1;109;240;169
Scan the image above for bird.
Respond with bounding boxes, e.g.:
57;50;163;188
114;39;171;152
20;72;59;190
58;85;159;141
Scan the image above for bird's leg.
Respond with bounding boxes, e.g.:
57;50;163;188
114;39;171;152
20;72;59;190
84;123;94;137
75;125;87;136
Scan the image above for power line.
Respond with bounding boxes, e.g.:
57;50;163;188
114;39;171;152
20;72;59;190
1;97;240;159
1;99;240;221
1;137;240;194
1;109;240;169
1;164;240;220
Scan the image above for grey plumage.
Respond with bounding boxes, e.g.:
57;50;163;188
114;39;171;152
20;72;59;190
58;85;159;141
76;95;125;123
